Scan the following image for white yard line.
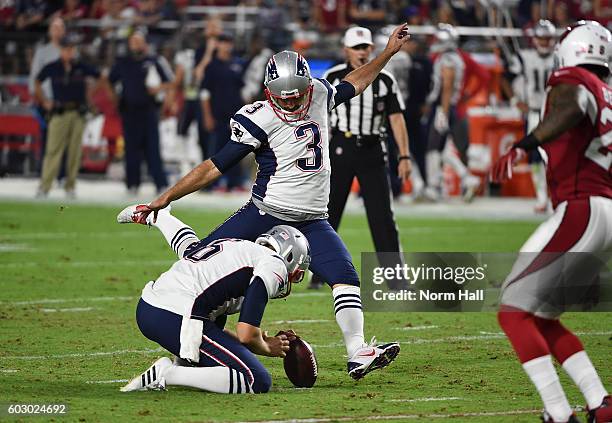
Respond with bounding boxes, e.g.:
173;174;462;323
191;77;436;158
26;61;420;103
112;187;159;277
0;243;36;252
237;409;539;423
0;259;172;268
270;319;331;324
0;369;18;373
0;231;145;239
385;397;461;403
393;325;439;331
40;307;95;313
86;379;128;384
3;331;610;361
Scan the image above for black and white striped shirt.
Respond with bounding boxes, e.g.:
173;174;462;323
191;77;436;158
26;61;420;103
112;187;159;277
323;63;405;136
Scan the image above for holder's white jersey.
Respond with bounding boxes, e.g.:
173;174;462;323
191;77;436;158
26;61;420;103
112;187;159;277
229;78;337;220
141;239;288;321
509;49;555;111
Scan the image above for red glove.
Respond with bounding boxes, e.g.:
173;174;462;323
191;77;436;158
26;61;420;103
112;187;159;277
490;148;525;183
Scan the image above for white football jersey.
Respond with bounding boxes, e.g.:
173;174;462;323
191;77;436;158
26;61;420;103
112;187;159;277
174;49;199;100
229;78;337;220
510;49;554;111
141;239;288;321
427;50;465;106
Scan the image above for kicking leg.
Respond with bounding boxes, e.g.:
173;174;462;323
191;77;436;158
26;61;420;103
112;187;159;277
117;205;198;258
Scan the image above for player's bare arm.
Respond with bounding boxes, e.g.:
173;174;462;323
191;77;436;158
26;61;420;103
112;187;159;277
440;66;455;116
236;322;289;357
491;83;586;182
342;23;409;95
388;112;412;182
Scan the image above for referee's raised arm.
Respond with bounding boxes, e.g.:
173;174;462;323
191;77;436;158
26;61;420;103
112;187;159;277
341;23;409;97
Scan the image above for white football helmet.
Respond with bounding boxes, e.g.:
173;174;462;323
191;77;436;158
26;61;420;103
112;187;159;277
554;20;612;70
531;19;556;56
264;51;314;123
255;225;311;296
431;23;459;53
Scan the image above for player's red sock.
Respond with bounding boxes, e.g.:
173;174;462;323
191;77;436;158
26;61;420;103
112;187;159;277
497;306;550;363
533;316;584;364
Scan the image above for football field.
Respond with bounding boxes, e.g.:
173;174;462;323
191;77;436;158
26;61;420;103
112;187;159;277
0;200;610;422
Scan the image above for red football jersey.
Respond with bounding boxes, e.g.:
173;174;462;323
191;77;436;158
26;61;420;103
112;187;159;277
542;66;612;208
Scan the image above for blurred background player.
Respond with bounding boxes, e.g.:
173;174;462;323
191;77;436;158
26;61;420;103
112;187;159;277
133;24;411;381
423;23;480;202
492;20;612;423
117;205;309;394
505;19;557;213
34;33;101;199
105;30;174;196
308;26;410;290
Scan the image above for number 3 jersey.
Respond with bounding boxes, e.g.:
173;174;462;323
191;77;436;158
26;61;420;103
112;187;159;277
229;78;337;221
141;239;288;320
542;66;612;208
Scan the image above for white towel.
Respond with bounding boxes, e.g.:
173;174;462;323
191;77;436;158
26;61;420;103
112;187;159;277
179;315;203;363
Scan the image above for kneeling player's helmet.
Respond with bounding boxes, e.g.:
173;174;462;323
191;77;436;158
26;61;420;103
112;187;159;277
555;20;612;71
264;51;314;123
531;19;556;56
256;225;311;288
431;23;459;53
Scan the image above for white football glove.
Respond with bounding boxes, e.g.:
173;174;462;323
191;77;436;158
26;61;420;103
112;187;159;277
433;108;449;133
146;64;162;90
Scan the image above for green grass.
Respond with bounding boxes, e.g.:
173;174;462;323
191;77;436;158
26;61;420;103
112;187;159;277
0;201;609;422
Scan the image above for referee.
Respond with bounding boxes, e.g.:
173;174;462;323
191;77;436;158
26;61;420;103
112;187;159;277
309;26;411;289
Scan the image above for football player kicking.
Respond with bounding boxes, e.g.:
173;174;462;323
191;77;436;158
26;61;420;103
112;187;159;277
128;23;411;380
117;205;310;393
491;21;612;423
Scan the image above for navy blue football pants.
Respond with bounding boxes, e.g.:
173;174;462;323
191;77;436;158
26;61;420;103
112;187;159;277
136;299;271;393
193;200;360;286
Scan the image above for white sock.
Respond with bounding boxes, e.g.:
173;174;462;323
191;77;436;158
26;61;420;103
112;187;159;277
164;365;252;394
332;285;365;357
523;355;573;422
562;350;608;410
151;211;199;258
442;148;468;179
531;163;549;206
425;150;442;189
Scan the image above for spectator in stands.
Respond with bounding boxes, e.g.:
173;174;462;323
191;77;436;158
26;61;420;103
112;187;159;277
551;2;572;28
134;0;176;47
52;0;88;23
349;0;387;29
593;0;612;28
87;0;107;19
255;0;292;51
29;17;65;173
34;34;101;199
200;31;246;191
312;0;349;33
0;0;17;29
100;0;136;41
106;30;173;195
15;0;48;31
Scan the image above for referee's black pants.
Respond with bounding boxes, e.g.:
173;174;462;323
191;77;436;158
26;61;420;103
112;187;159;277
311;133;402;285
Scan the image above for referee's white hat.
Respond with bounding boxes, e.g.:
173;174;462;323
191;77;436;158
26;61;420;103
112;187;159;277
344;26;374;48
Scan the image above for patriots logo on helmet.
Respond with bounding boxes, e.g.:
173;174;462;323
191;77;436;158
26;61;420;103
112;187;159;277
266;59;280;81
295;55;308;77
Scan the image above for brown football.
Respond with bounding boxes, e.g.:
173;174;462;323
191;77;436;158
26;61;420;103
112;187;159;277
277;330;318;388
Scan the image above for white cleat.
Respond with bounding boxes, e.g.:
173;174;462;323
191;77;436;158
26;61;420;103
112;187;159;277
462;174;481;203
347;337;400;380
120;357;172;392
116;204;171;225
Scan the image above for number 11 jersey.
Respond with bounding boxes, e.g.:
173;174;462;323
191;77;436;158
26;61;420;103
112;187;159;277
228;78;338;220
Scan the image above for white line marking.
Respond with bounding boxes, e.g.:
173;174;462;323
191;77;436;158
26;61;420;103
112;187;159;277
2;292;325;307
270;319;331;324
237;409;539;423
393;325;439;331
86;379;129;384
0;243;35;252
0;369;18;373
0;260;172;268
0;231;148;240
40;307;95;313
3;296;135;306
3;331;610;361
0;347;165;361
385;397;461;403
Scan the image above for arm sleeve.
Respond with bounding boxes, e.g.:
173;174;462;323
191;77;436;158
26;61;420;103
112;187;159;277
210;140;255;173
108;64;120;84
238;277;269;327
333;81;356;107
